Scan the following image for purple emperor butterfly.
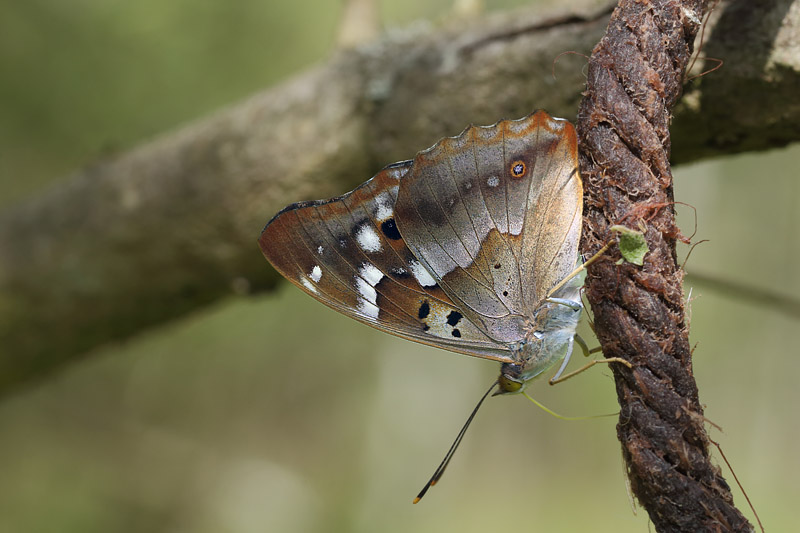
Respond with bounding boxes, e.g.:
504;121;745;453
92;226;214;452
260;110;586;501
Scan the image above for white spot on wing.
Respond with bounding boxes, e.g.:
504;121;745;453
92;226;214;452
356;263;383;319
375;195;393;222
310;265;322;283
356;224;382;253
487;176;499;187
317;245;324;255
360;263;383;285
410;261;437;287
301;277;318;293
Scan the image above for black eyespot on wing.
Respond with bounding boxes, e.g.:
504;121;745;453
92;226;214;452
452;329;461;338
423;324;430;332
446;311;462;326
494;263;501;269
418;301;430;319
381;219;402;240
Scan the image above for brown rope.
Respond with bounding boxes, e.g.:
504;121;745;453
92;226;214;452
577;1;753;531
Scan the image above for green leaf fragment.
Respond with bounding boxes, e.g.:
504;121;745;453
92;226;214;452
610;225;649;266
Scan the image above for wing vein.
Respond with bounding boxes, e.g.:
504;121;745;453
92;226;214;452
500;124;526;305
444;145;492;286
538;177;582;291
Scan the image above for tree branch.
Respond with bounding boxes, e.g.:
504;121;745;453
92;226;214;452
577;0;758;530
0;0;798;395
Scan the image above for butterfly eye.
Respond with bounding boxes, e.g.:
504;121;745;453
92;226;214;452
510;160;527;178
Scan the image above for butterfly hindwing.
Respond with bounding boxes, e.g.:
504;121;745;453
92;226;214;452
393;111;582;343
259;162;514;363
517;118;582;308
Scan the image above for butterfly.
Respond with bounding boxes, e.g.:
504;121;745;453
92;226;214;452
259;110;589;501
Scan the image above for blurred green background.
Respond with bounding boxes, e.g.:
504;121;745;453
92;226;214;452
1;1;797;531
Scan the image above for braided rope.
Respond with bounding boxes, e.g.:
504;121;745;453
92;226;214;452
577;1;753;531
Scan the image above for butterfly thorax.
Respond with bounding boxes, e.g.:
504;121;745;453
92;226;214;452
497;288;584;395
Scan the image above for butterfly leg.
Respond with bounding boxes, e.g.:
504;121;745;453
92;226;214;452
545;299;592;382
549;333;607;383
548;356;632;386
546;242;612;298
550;340;575;382
575;333;602;357
575;334;591;357
546;297;582;312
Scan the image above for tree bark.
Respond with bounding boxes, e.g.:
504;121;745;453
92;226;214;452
0;0;797;397
578;0;759;530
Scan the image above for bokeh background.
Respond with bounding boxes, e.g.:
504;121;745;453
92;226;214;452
1;1;797;531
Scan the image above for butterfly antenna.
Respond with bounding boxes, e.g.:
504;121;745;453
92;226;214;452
413;380;498;504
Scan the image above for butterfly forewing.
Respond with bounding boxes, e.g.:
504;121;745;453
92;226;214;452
393;111;581;343
259;163;514;363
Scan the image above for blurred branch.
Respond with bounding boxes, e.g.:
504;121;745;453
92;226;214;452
0;0;798;395
336;0;381;48
686;271;800;319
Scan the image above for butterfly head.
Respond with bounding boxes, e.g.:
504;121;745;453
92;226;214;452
496;364;526;395
496;334;557;395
